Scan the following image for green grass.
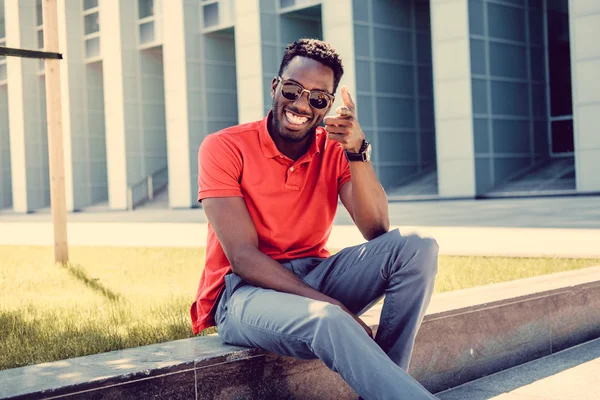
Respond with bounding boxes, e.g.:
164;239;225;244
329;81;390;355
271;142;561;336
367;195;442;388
1;245;599;371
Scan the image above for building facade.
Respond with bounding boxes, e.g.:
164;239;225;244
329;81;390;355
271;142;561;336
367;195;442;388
0;0;598;212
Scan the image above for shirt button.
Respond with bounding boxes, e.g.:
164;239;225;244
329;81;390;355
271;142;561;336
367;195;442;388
290;167;294;172
279;155;283;158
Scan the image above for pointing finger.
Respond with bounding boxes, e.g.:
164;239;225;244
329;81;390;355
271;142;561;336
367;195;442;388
341;86;355;111
336;105;353;118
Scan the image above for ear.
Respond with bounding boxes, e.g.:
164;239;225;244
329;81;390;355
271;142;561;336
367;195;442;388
270;77;278;99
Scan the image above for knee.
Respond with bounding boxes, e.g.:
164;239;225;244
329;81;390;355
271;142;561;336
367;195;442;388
312;303;354;337
417;237;439;257
417;237;439;278
405;236;439;279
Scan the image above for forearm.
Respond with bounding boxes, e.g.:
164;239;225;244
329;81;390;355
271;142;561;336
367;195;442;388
231;247;338;304
349;161;390;240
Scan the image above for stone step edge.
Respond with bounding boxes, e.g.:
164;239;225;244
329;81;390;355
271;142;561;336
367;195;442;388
1;266;600;398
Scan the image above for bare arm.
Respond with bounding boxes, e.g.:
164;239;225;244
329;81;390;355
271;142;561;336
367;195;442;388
325;87;390;240
203;197;339;303
339;170;389;241
202;196;373;337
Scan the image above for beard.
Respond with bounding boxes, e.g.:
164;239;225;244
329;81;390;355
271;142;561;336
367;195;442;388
271;100;321;143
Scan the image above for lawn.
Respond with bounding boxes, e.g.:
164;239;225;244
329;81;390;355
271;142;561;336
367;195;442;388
1;245;599;371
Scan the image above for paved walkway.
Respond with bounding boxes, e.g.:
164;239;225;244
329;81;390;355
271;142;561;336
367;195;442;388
437;338;600;400
1;195;599;228
1;196;599;257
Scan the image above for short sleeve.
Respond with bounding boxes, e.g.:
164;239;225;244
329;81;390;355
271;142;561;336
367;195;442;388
337;150;352;192
197;134;243;202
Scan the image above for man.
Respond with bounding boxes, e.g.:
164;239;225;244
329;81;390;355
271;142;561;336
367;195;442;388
191;38;439;399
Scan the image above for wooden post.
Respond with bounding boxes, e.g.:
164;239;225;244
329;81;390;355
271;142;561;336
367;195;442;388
42;0;69;263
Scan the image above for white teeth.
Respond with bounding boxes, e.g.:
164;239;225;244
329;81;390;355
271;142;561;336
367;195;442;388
285;111;308;125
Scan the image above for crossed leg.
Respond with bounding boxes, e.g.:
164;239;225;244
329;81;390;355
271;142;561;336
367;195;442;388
215;229;438;400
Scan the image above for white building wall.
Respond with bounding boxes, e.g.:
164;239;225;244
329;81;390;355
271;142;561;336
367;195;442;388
164;0;237;208
322;0;356;117
86;63;108;206
6;0;49;212
139;47;167;197
0;84;10;209
101;0;129;209
0;0;10;209
570;0;600;192
163;0;193;208
58;0;107;211
102;0;161;210
430;0;476;198
235;0;264;123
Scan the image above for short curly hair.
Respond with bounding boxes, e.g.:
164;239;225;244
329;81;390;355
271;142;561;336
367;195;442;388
278;38;344;93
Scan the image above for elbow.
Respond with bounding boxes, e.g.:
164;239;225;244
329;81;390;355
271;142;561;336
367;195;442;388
363;220;390;241
229;246;253;277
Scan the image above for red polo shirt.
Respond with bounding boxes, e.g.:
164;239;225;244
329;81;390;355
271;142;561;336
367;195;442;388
190;113;351;334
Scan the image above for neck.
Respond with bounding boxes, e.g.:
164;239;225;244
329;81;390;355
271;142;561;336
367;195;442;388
268;115;312;161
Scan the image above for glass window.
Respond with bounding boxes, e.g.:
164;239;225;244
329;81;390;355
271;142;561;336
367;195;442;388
37;29;44;49
547;6;572;116
203;3;219;28
36;0;43;26
551;120;574;153
547;0;568;13
468;0;484;36
280;0;295;8
139;21;155;44
85;37;100;58
487;3;525;42
83;0;99;10
0;0;5;38
139;0;154;19
84;12;100;35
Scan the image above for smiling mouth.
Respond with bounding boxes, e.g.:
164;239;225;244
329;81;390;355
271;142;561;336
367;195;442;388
285;110;309;126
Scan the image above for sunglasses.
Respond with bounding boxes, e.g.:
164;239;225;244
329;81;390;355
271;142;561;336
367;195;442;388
277;77;335;110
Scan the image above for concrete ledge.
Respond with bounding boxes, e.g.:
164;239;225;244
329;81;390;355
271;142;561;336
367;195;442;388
0;337;353;400
410;266;600;393
1;267;600;399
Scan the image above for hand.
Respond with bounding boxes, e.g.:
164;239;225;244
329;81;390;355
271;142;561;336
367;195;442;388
334;301;374;339
323;86;365;153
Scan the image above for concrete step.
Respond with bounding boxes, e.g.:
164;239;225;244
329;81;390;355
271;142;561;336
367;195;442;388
1;266;599;399
437;338;600;400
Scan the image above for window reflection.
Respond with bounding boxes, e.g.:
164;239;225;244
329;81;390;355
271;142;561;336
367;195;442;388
139;0;154;19
547;3;572;117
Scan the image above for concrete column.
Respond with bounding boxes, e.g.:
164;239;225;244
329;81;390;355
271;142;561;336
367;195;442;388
570;0;600;192
57;0;83;211
6;0;49;212
235;0;264;123
0;0;10;209
430;0;476;198
101;0;137;210
163;0;192;208
322;0;356;115
0;80;9;209
165;1;237;207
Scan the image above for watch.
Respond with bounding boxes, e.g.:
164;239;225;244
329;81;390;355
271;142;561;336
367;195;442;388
344;139;372;162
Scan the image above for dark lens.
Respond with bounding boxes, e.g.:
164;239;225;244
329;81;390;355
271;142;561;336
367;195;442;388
309;92;329;109
281;82;301;101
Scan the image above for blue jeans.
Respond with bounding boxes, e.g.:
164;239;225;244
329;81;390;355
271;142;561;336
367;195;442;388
215;229;439;400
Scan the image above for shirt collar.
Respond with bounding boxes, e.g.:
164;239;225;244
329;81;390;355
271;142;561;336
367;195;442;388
259;111;323;161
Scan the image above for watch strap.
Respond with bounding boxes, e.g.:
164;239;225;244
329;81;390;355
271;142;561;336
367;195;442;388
345;139;370;162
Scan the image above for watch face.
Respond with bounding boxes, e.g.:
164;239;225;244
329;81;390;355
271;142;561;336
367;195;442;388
365;142;372;161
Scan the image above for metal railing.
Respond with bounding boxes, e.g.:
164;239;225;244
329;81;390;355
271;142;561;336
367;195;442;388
127;165;168;210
